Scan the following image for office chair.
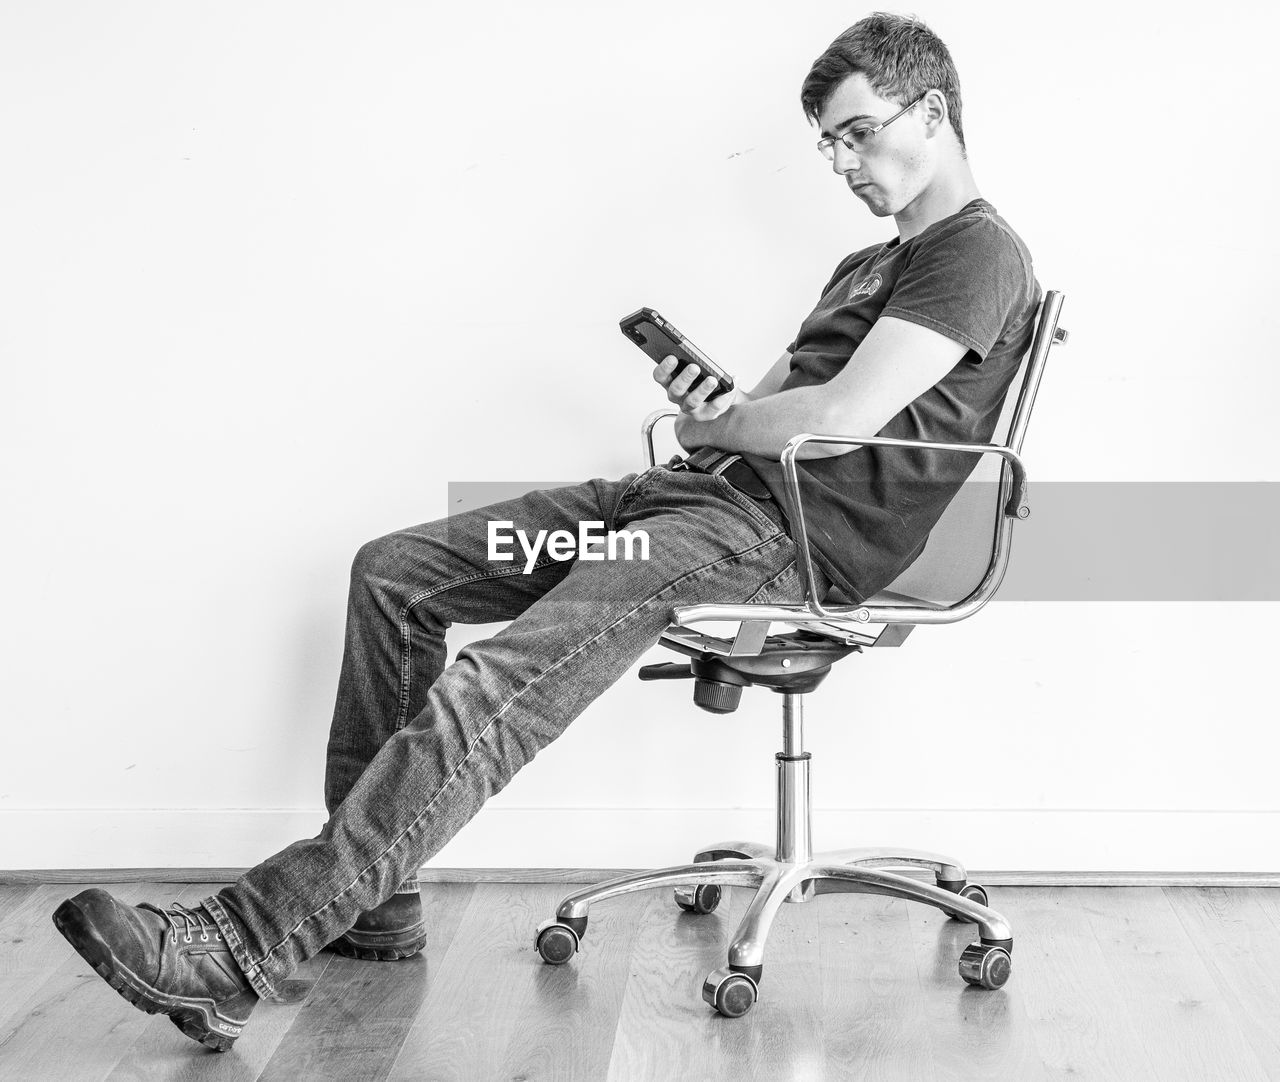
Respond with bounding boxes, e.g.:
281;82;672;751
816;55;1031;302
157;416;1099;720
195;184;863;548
535;292;1068;1017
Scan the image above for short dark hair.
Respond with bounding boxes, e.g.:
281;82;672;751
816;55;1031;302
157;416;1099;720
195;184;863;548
800;12;965;151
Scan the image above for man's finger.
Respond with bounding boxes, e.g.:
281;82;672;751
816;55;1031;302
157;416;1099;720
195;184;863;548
673;364;700;392
653;357;677;385
687;375;719;401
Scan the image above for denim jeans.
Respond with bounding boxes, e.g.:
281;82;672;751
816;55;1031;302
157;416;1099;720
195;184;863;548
202;464;827;1000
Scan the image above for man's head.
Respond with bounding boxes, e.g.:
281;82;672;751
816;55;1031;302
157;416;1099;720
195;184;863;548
801;13;968;219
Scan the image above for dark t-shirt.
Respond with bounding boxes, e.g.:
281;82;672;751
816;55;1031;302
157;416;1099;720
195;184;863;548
740;197;1041;603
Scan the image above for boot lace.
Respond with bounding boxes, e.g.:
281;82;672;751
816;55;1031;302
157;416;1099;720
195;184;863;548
141;901;223;945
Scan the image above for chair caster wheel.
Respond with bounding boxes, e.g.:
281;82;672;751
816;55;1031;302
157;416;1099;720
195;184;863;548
945;882;988;921
535;919;579;965
959;942;1012;989
702;966;758;1017
675;884;722;914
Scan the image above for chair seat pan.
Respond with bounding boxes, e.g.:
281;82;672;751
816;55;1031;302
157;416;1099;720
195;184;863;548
823;586;938;609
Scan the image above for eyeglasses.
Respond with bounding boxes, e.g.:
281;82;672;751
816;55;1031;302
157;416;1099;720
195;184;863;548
816;94;927;160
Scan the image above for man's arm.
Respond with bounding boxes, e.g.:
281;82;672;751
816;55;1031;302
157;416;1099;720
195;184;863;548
742;349;794;402
675;316;969;459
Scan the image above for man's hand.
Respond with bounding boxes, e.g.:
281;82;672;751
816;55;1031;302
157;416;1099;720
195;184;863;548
653;355;748;422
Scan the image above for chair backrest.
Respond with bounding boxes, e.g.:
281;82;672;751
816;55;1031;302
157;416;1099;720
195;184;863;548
860;291;1066;608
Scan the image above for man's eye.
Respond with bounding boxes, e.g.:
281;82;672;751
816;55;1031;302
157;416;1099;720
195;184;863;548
848;129;872;142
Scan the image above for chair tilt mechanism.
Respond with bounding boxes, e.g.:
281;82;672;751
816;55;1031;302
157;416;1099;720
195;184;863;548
638;627;859;706
535;293;1069;1018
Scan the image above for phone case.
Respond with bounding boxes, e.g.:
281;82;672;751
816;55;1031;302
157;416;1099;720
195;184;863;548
619;307;735;399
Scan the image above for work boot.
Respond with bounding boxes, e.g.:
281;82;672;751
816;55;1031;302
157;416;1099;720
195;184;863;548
328;887;426;960
52;889;258;1052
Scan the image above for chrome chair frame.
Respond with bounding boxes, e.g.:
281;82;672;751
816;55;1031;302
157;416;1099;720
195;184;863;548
536;291;1068;1017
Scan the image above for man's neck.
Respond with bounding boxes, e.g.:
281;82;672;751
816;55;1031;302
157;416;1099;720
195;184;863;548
894;163;982;242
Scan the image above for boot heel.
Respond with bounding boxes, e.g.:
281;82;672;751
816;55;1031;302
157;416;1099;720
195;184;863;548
176;986;255;1049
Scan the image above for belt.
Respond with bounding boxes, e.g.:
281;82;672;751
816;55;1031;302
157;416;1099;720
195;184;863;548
665;447;773;501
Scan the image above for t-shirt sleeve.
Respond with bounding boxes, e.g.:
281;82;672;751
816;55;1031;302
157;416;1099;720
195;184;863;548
879;215;1030;363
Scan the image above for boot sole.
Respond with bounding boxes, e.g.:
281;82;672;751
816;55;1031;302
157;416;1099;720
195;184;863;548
52;899;254;1053
331;925;427;962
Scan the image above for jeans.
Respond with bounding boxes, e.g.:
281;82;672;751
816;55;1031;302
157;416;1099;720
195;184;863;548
202;464;827;1000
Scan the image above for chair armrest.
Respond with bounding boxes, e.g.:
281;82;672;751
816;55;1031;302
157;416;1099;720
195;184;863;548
777;432;1028;623
641;408;681;468
634;414;1028;637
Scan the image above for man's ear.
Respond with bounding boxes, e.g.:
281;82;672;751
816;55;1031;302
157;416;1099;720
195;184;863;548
922;88;949;138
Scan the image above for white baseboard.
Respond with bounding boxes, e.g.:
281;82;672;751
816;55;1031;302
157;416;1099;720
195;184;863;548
1;807;1276;874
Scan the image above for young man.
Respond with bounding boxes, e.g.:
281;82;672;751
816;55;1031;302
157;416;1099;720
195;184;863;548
52;13;1040;1050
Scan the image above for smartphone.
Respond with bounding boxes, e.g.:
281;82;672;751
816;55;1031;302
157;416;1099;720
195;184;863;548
619;308;735;401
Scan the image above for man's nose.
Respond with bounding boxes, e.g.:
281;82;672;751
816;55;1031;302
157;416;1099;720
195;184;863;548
830;141;861;174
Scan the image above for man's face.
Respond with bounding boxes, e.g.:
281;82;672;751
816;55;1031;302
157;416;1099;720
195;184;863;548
815;73;933;218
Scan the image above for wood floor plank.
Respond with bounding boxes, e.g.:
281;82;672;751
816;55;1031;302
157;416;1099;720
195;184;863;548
727;887;825;1079
1248;886;1280;934
260;954;429;1082
604;883;756;1080
1164;886;1280;1076
491;885;650;1082
387;881;643;1082
0;884;70;1024
1007;886;1161;1078
902;886;1046;1081
817;892;938;1081
262;882;475;1082
0;885;38;916
1079;886;1270;1081
610;882;826;1080
0;883;155;1082
383;880;546;1082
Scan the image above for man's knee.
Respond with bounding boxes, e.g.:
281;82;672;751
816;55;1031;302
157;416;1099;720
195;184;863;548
349;531;413;601
348;527;453;623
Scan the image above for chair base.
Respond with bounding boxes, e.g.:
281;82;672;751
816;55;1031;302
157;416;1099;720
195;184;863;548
535;696;1016;1015
535;840;1015;1015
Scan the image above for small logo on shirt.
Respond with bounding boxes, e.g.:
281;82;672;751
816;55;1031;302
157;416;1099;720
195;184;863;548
847;273;882;302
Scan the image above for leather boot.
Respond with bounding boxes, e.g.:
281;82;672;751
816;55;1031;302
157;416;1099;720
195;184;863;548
53;889;258;1052
328;887;426;961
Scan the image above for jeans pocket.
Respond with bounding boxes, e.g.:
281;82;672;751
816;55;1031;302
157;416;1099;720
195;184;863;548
614;467;663;513
709;473;785;537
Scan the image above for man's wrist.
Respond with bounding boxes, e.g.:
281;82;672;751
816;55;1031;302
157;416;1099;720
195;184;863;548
675;411;720;452
701;399;743;448
692;413;718;445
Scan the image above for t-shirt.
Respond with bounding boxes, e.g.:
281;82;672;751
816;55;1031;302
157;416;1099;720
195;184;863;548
739;197;1042;604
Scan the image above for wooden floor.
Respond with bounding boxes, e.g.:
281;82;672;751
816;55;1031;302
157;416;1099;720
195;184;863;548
2;880;1279;1080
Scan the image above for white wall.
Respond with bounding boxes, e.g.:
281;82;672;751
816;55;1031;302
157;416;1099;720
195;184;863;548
2;0;1277;873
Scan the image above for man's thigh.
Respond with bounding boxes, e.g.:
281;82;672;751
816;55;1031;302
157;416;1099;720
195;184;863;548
400;466;806;773
360;471;651;626
503;465;811;632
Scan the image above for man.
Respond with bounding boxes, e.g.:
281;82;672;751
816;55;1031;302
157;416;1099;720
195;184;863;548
52;13;1040;1050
